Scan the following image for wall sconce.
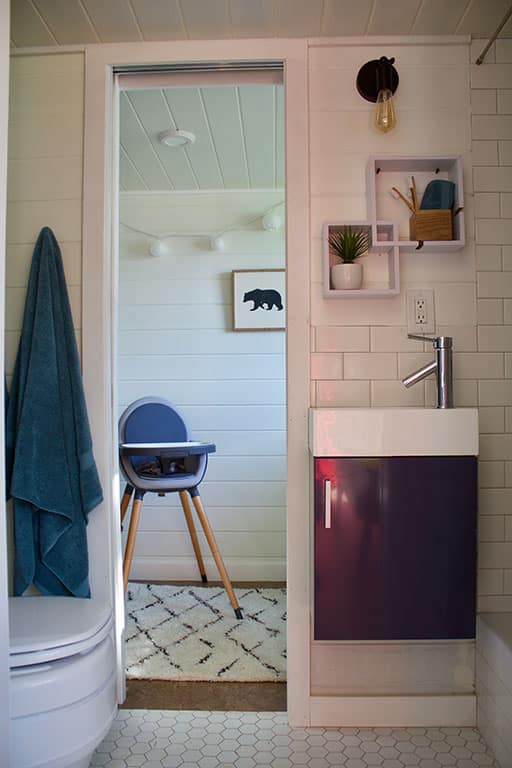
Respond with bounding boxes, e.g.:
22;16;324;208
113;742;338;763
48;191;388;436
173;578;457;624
356;56;399;134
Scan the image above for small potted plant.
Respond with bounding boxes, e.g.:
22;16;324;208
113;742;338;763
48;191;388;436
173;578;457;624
328;226;369;290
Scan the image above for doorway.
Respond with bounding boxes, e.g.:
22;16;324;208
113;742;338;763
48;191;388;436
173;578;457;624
81;38;310;727
116;72;287;709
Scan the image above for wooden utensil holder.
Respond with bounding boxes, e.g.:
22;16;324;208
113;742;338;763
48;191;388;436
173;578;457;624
409;209;452;241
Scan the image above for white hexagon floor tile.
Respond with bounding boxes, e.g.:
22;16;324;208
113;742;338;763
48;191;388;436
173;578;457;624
91;711;499;767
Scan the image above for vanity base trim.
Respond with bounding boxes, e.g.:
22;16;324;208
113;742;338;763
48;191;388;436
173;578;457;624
310;694;476;727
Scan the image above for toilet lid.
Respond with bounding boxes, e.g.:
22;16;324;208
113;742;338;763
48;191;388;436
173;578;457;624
9;596;113;667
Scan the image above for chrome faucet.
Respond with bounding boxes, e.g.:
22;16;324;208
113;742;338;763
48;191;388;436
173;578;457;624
402;334;454;409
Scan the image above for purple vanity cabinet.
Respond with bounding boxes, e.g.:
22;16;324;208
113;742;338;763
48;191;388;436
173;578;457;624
314;456;477;641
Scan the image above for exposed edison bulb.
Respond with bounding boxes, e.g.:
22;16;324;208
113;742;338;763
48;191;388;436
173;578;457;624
374;88;397;133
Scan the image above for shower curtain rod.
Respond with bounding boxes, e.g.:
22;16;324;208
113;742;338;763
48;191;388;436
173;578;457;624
476;2;512;65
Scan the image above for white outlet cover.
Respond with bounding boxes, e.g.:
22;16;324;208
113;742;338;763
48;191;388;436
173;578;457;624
407;289;435;334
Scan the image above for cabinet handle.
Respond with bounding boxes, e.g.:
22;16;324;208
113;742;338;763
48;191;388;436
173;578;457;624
324;479;332;529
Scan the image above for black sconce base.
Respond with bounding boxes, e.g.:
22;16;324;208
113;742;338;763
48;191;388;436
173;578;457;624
356;57;399;103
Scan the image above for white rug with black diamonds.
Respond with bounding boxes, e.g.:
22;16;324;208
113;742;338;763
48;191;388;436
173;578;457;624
125;583;286;682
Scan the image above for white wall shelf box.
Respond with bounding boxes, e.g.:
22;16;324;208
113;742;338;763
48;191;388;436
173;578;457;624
366;156;465;252
322;221;399;298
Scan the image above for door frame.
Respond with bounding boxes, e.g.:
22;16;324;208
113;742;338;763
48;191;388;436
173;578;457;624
82;38;311;725
0;0;10;759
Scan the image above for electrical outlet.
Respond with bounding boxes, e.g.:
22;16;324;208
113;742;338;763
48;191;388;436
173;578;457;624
407;289;435;334
415;298;427;325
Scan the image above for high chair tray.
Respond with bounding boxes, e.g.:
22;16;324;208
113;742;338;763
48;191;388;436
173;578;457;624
120;441;216;457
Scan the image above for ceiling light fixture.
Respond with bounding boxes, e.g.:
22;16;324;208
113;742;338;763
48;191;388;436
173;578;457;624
356;56;399;134
158;129;196;148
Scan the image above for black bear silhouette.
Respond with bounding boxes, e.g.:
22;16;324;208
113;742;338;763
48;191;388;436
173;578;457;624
243;288;283;311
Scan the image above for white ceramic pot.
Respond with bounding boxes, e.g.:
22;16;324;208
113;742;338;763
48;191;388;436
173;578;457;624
331;262;363;290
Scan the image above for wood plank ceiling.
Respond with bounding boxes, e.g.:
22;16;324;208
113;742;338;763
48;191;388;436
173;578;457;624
119;84;284;192
10;0;512;48
11;0;511;195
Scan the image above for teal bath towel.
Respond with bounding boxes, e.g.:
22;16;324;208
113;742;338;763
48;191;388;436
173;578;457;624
6;227;103;597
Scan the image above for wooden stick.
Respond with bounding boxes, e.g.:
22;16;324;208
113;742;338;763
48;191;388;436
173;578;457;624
476;5;512;65
191;493;242;617
411;176;418;211
179;490;208;582
391;186;415;213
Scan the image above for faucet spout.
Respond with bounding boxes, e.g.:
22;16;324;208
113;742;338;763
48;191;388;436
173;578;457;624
401;335;454;409
402;359;438;388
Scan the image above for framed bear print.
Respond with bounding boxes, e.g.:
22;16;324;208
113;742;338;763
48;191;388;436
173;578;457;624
232;269;286;331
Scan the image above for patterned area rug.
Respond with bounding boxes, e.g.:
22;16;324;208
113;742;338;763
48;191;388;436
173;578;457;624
125;583;287;682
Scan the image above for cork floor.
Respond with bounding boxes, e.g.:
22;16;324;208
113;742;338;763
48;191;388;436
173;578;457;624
123;680;287;711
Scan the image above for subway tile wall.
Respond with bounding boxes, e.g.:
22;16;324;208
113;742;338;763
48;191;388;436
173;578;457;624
308;39;511;612
472;38;512;613
477;614;512;765
309;42;474;408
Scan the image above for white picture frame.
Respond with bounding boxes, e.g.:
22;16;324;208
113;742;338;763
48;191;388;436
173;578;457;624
232;269;286;331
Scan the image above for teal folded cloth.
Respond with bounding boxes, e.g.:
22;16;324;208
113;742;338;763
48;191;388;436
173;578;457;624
6;227;103;597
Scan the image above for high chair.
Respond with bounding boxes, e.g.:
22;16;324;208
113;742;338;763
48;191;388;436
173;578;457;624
119;396;242;618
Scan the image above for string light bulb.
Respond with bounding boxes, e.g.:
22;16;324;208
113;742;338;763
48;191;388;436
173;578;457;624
121;200;285;256
210;236;225;252
149;239;168;258
262;211;282;231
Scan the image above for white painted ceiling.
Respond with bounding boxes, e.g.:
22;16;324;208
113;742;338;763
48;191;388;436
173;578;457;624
119;84;283;192
10;0;512;48
12;0;511;194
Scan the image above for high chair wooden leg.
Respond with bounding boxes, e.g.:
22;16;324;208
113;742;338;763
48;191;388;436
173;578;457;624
190;491;243;619
120;483;134;526
123;490;144;593
179;491;208;583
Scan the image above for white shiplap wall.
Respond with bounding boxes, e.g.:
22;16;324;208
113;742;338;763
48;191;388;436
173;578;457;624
6;53;83;378
118;191;286;582
5;52;84;589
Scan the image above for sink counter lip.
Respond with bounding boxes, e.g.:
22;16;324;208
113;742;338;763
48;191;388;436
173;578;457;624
309;407;479;457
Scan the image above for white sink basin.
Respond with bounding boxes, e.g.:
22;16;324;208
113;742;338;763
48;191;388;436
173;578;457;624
309;408;478;457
